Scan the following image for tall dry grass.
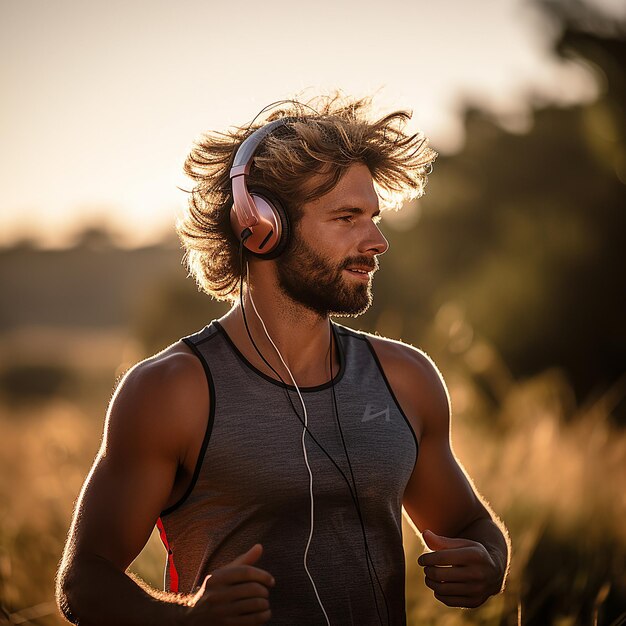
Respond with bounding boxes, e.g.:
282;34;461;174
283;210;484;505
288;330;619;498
403;365;626;625
0;327;624;625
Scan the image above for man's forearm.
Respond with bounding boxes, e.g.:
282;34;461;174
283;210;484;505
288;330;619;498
457;515;511;593
57;553;188;626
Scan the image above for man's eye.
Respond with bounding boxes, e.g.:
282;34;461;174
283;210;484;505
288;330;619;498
337;215;353;223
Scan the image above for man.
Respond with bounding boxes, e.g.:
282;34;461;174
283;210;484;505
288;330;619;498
57;95;510;625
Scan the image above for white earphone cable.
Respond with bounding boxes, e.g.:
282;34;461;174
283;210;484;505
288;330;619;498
245;263;331;626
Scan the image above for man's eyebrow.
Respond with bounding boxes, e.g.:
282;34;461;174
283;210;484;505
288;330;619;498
328;206;381;216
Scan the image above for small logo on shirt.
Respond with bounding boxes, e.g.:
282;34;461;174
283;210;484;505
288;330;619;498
361;403;390;422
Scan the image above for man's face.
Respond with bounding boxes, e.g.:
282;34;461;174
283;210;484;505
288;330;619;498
276;163;388;318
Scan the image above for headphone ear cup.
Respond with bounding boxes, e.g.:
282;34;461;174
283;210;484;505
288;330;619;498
242;189;291;259
258;191;290;259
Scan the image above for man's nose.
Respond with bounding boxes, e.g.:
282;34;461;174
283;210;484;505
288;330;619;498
358;222;389;256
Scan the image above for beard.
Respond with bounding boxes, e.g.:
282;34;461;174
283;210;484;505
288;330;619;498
276;231;378;318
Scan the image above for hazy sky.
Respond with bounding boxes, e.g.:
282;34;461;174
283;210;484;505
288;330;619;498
1;0;622;247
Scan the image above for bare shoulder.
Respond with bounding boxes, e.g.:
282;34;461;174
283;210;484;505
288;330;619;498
115;340;205;404
365;333;450;439
104;340;209;459
366;333;443;383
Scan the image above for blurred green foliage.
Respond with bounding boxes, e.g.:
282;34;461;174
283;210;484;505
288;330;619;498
364;0;626;420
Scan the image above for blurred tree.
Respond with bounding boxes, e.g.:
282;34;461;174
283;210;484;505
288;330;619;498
73;225;117;251
375;0;626;421
0;363;75;406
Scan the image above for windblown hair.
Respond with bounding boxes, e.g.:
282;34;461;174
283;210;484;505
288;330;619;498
177;93;437;300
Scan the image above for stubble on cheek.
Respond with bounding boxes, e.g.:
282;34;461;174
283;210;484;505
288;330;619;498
277;251;371;316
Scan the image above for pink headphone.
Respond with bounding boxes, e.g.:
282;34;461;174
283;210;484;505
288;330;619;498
229;118;293;258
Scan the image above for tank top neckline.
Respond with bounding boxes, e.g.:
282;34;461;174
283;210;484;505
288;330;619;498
212;320;347;393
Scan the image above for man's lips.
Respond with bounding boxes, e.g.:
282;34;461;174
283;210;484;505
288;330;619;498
341;257;378;281
343;266;375;281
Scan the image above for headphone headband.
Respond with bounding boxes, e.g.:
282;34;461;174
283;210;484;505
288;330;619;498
230;118;297;178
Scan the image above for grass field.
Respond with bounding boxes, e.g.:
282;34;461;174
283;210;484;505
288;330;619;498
0;328;624;625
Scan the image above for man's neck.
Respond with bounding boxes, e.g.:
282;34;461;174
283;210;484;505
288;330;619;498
218;286;339;388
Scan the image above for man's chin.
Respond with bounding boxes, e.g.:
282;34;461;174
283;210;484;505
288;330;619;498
328;291;373;318
278;276;372;318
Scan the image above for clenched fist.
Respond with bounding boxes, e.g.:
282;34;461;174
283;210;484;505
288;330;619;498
185;544;275;625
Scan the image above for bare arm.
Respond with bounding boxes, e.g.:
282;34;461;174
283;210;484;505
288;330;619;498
56;347;274;625
370;337;510;607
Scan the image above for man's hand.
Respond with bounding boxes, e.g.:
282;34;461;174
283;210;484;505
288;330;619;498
418;529;502;609
186;544;274;625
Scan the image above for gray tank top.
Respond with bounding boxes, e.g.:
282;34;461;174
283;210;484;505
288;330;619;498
157;321;418;625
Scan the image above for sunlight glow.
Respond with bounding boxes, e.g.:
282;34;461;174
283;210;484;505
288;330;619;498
0;0;608;247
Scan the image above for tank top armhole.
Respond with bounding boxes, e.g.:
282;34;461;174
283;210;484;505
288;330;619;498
160;336;216;517
363;336;419;468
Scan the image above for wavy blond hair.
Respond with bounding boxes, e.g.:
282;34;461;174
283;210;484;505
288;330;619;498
177;93;437;301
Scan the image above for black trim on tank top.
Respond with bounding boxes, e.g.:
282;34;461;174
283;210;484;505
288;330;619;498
212;320;346;393
335;327;420;468
160;336;216;517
